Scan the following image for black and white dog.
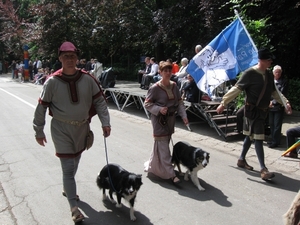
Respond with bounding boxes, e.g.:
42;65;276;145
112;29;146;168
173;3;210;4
96;163;143;221
172;141;210;191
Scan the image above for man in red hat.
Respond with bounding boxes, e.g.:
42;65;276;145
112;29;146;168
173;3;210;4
216;48;292;181
33;41;111;222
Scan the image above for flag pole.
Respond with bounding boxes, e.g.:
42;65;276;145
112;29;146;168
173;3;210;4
234;10;258;52
281;139;300;156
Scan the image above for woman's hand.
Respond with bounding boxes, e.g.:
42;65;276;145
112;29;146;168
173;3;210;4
160;107;168;115
182;117;189;125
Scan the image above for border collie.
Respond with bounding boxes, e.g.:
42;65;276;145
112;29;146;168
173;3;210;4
96;163;143;221
172;141;210;191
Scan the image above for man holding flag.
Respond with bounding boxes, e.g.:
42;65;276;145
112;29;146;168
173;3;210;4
216;48;292;180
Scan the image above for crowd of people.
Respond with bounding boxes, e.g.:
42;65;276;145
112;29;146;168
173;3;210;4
3;55;104;85
138;45;204;103
2;44;299;163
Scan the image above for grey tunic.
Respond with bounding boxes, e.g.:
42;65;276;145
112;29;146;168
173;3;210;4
144;81;187;179
145;81;187;138
33;70;110;157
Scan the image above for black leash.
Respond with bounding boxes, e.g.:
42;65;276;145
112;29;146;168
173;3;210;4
160;112;191;148
103;137;121;194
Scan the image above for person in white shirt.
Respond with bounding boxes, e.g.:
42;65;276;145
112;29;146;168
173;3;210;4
91;59;103;80
172;57;189;89
36;59;42;70
141;57;158;90
33;58;42;75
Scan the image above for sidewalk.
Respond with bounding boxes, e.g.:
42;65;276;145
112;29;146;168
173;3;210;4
1;72;299;177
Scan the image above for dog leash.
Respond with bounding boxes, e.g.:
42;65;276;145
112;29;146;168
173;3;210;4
103;136;121;194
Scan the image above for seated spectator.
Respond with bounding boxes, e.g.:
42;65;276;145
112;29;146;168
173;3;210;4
166;58;179;82
285;126;300;158
173;61;179;73
182;74;201;103
141;57;158;90
91;59;103;79
138;57;151;84
153;71;161;83
85;58;93;72
153;58;183;83
90;58;95;72
195;44;203;54
174;57;189;86
34;68;48;85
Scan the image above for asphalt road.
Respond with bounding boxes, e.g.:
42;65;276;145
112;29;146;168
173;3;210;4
0;74;299;225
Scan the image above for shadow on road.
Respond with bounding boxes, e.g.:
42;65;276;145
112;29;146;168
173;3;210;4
231;166;300;192
146;172;232;207
78;200;153;225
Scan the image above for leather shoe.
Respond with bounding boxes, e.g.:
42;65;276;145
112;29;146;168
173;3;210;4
284;152;298;158
237;159;253;171
260;168;275;180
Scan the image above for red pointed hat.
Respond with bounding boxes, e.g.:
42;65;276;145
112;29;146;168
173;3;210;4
58;41;79;55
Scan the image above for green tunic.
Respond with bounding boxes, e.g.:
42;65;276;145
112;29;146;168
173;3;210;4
221;66;288;140
236;68;275;139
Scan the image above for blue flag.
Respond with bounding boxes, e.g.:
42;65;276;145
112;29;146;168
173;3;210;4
187;18;258;97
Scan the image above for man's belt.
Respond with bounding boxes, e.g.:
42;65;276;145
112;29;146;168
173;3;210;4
54;118;87;126
246;102;268;111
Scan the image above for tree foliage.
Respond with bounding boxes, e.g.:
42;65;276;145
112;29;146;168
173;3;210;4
0;0;300;81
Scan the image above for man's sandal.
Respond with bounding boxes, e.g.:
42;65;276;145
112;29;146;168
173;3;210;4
71;208;84;223
62;191;80;201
